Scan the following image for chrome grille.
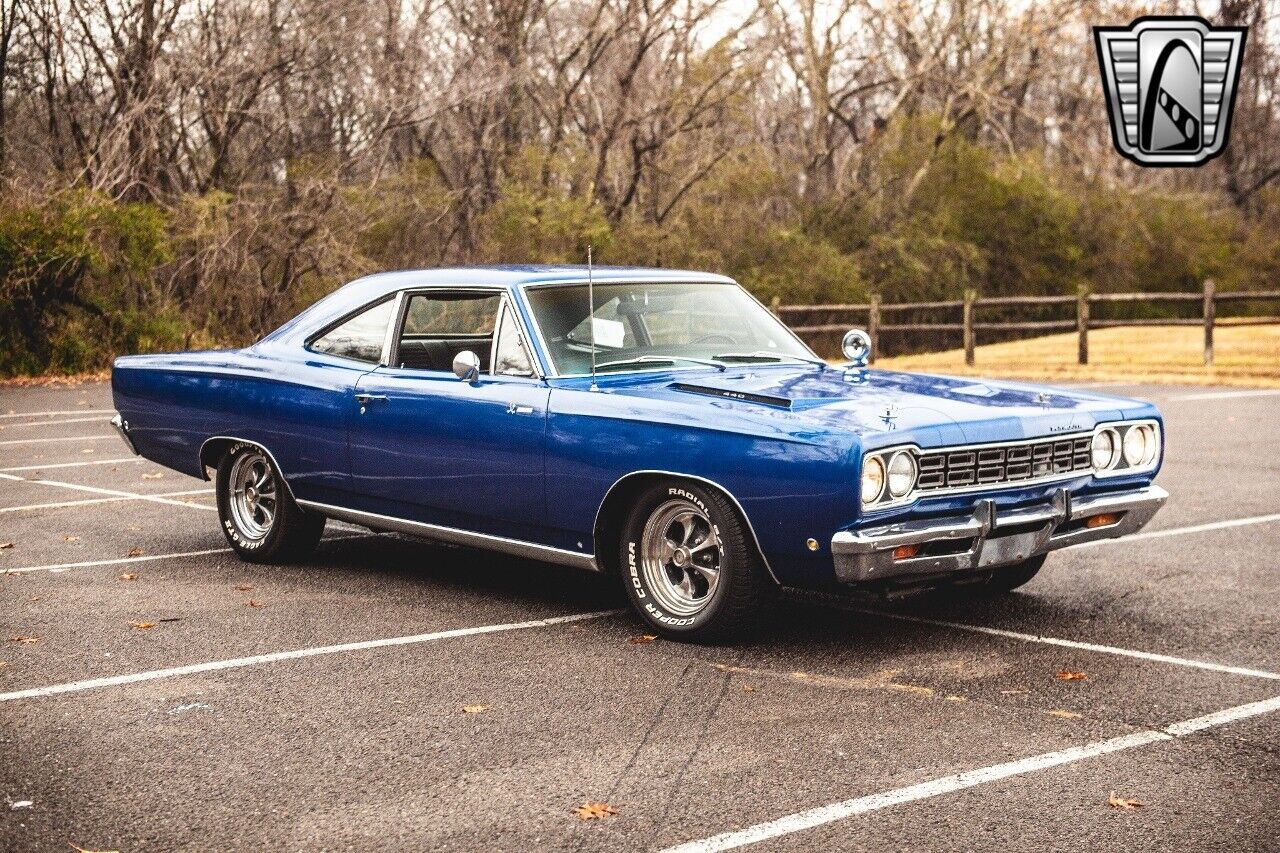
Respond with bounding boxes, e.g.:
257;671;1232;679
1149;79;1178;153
916;436;1092;492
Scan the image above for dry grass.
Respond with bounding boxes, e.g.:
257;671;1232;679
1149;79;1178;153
877;323;1280;388
0;369;110;388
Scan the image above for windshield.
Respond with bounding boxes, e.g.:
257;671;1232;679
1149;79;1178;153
524;281;817;376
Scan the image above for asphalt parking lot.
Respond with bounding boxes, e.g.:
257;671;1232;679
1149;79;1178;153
1;381;1278;852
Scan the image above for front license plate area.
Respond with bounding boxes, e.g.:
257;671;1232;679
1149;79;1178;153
976;529;1041;568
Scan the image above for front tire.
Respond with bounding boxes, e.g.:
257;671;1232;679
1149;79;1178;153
216;444;325;563
619;481;772;642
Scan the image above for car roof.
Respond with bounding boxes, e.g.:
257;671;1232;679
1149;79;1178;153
260;265;737;345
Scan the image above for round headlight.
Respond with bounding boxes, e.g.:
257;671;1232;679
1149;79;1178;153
886;451;917;499
861;456;885;506
1122;425;1149;466
1091;429;1118;470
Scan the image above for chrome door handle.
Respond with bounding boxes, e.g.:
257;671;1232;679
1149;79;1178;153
506;404;535;415
354;393;388;404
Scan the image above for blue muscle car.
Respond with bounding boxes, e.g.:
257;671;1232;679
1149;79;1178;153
110;266;1167;640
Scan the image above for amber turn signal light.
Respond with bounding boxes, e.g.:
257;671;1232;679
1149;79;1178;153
892;544;920;560
1084;513;1120;529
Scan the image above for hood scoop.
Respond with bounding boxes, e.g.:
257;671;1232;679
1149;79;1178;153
670;382;792;409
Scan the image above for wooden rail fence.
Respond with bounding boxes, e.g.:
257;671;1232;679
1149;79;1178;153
773;280;1280;366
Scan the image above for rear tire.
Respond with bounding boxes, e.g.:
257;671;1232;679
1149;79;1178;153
215;443;325;563
982;554;1047;594
619;481;772;642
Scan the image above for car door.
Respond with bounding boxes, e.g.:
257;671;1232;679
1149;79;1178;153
348;288;550;540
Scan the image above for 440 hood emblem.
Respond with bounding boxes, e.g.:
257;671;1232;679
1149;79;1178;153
1094;16;1246;167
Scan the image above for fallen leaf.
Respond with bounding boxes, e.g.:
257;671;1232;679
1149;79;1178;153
129;621;156;630
244;599;266;608
80;448;94;454
141;472;162;480
1108;791;1144;810
1000;688;1030;695
1047;709;1083;719
9;636;39;644
234;584;253;592
0;542;12;550
118;573;138;581
69;843;120;853
1056;670;1088;681
63;535;79;542
742;685;756;692
629;634;658;645
126;547;144;557
462;704;490;714
573;802;618;820
944;695;967;702
29;596;40;602
0;661;6;668
125;525;141;532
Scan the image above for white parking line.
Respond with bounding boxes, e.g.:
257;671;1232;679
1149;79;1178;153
0;609;622;703
19;478;216;511
0;416;108;428
1168;389;1280;402
861;610;1280;681
0;457;144;473
0;488;213;514
0;408;114;419
0;434;115;446
660;695;1280;853
1;533;376;575
1067;512;1280;548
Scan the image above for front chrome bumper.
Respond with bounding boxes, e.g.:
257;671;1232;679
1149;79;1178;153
831;484;1168;584
110;413;139;455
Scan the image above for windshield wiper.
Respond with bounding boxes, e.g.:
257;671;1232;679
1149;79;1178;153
714;351;827;368
594;355;727;372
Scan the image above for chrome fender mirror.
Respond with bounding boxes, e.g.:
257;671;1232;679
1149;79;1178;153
842;329;872;367
452;350;481;382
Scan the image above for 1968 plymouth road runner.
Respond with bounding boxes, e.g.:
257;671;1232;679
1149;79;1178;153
110;266;1167;640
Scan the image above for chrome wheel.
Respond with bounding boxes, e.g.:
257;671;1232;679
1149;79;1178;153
228;450;278;541
640;498;722;617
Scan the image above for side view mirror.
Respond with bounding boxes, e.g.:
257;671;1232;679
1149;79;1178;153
842;329;872;367
452;350;481;382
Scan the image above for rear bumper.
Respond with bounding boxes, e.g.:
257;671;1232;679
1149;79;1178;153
830;484;1167;584
110;413;139;455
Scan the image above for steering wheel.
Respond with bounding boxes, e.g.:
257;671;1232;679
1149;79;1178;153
688;333;737;345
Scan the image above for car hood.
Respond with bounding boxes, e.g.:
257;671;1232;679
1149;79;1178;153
581;365;1147;450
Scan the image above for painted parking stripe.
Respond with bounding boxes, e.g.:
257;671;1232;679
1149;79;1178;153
1067;512;1280;548
17;478;216;511
0;457;144;473
661;695;1280;853
0;434;115;446
0;609;622;703
861;610;1280;681
0;488;213;514
0;416;109;429
1;533;376;575
0;408;114;419
1168;389;1280;402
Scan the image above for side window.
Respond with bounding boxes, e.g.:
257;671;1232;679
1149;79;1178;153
394;292;501;372
309;298;395;363
493;302;535;377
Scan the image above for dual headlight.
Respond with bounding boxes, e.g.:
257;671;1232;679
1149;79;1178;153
860;449;918;507
1091;420;1160;476
861;419;1161;509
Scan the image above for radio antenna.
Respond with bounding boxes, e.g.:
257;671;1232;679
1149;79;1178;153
587;244;598;392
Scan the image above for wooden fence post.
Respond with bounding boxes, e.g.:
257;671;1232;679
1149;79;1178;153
1203;279;1215;366
963;289;976;366
769;295;781;317
868;294;880;364
1077;284;1090;365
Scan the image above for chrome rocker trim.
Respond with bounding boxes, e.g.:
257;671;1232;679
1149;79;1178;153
110;413;139;455
830;484;1168;584
294;499;599;573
